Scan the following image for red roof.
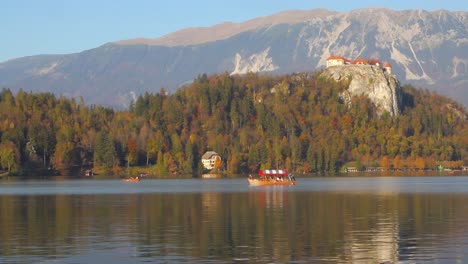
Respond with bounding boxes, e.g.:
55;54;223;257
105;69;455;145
367;59;382;65
327;55;390;67
351;57;367;65
327;56;350;62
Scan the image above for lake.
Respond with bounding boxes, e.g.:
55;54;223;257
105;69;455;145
0;176;467;263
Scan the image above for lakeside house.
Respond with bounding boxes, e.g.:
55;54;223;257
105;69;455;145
201;151;222;170
326;56;392;74
346;167;358;172
365;167;385;172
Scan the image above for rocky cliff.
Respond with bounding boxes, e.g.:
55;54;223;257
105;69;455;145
321;65;402;116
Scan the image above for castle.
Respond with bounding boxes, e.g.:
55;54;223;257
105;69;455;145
326;56;392;74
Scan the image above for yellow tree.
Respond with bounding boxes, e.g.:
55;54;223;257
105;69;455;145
380;156;391;170
393;155;402;170
405;157;414;170
214;156;223;170
415;157;425;170
126;137;138;167
52;141;74;174
0;141;20;173
425;156;436;170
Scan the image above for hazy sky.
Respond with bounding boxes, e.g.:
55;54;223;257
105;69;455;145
1;0;466;62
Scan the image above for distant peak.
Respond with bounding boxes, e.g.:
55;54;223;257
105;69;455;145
115;9;338;47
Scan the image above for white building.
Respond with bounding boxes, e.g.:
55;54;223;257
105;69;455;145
201;151;222;170
326;56;350;68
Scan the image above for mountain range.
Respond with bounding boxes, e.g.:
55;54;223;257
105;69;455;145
0;8;466;107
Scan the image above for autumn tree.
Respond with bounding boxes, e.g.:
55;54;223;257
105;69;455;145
380;156;391;170
0;140;20;173
126;137;138;167
393;155;402;170
415;156;425;170
28;119;56;167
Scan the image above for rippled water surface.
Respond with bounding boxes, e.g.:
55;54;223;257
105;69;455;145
0;176;467;263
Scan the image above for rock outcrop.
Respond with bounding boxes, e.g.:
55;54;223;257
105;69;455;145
321;65;402;116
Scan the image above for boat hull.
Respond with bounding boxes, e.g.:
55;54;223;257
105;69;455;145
248;178;296;186
122;178;140;182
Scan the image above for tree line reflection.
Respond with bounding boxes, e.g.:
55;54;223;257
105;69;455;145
0;191;467;263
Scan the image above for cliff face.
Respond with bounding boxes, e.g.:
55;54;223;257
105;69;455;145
321;65;402;116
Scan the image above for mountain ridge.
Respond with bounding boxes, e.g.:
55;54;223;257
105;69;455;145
0;8;466;107
115;8;465;47
116;9;338;47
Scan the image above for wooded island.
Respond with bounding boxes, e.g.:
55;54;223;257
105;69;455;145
0;72;466;176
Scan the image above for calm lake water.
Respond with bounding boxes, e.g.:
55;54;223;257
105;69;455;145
0;176;467;263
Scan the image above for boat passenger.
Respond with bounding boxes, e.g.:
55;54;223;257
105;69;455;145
288;173;296;181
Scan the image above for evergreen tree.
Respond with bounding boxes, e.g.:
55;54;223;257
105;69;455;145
94;131;115;170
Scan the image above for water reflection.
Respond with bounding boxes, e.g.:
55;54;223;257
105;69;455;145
0;178;467;263
342;196;400;263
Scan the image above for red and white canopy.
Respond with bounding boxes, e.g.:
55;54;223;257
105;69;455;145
258;169;289;176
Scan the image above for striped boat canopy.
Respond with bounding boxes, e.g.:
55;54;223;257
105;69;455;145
258;169;288;176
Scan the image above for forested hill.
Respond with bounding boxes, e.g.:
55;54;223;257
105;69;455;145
0;72;466;176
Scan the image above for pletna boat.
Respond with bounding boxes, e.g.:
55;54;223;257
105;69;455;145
248;169;297;186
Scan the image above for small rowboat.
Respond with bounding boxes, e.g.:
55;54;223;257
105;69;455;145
122;177;140;182
248;169;296;186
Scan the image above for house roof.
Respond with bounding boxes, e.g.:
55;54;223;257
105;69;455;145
327;55;391;67
351;57;367;64
367;59;382;65
327;56;349;61
201;151;219;160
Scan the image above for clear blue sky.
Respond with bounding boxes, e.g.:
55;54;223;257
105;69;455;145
1;0;466;63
